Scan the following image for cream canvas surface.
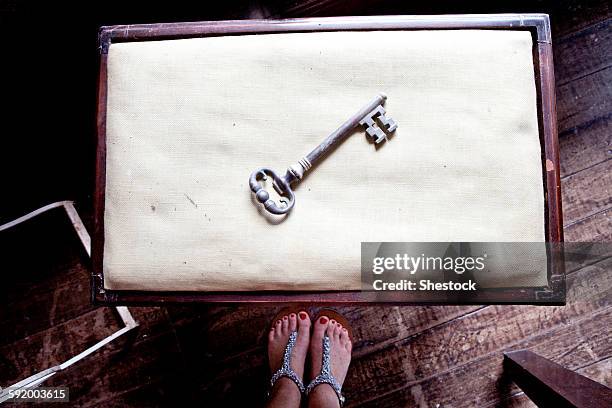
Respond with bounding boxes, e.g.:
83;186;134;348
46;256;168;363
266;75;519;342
104;30;547;291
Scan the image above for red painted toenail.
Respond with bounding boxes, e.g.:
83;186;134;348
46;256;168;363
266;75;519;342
290;313;296;318
283;316;288;320
299;312;307;320
320;317;328;324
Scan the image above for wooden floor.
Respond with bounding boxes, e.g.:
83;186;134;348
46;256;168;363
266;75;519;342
1;1;611;407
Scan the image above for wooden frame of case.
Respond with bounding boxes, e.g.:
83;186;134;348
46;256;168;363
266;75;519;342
93;14;564;305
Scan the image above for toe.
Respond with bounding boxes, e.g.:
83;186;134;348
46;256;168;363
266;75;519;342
268;326;275;342
326;320;336;338
298;310;310;323
346;339;352;352
288;313;297;332
297;311;311;331
333;323;342;340
313;315;329;340
343;330;352;352
274;319;282;336
296;311;311;348
339;328;348;343
281;315;289;334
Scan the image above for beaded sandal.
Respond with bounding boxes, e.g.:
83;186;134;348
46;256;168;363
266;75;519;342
305;334;345;405
269;330;305;393
305;309;353;406
268;307;308;396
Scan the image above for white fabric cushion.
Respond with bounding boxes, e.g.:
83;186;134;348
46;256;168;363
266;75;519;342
103;30;546;291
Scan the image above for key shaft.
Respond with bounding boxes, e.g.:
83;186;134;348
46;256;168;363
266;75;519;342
306;93;387;167
285;93;388;185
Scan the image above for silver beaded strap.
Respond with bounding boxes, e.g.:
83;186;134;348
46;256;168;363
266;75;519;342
270;331;305;393
305;335;346;406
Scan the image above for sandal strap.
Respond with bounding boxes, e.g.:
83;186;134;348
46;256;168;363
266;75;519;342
270;331;305;393
305;335;346;406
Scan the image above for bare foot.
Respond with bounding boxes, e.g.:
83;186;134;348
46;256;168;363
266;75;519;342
307;316;352;407
267;310;311;407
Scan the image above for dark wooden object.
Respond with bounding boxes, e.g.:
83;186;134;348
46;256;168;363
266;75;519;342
504;350;612;407
93;14;564;304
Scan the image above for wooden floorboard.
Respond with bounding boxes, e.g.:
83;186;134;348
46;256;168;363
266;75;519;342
554;18;611;181
559;113;611;178
579;356;612;388
565;209;612;242
557;66;612;138
0;212;95;348
487;356;612;407
43;330;186;407
357;306;612;407
554;19;612;86
0;307;121;385
1;4;610;408
345;258;612;405
562;158;612;224
549;0;611;37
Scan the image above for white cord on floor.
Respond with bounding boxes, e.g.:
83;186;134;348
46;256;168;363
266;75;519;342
0;201;73;232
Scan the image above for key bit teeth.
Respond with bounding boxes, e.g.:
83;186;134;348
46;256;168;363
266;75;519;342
376;111;397;133
374;135;387;144
385;118;398;133
361;104;397;144
365;124;387;144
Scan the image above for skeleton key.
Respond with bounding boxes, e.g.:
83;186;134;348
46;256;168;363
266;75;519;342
249;93;397;215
